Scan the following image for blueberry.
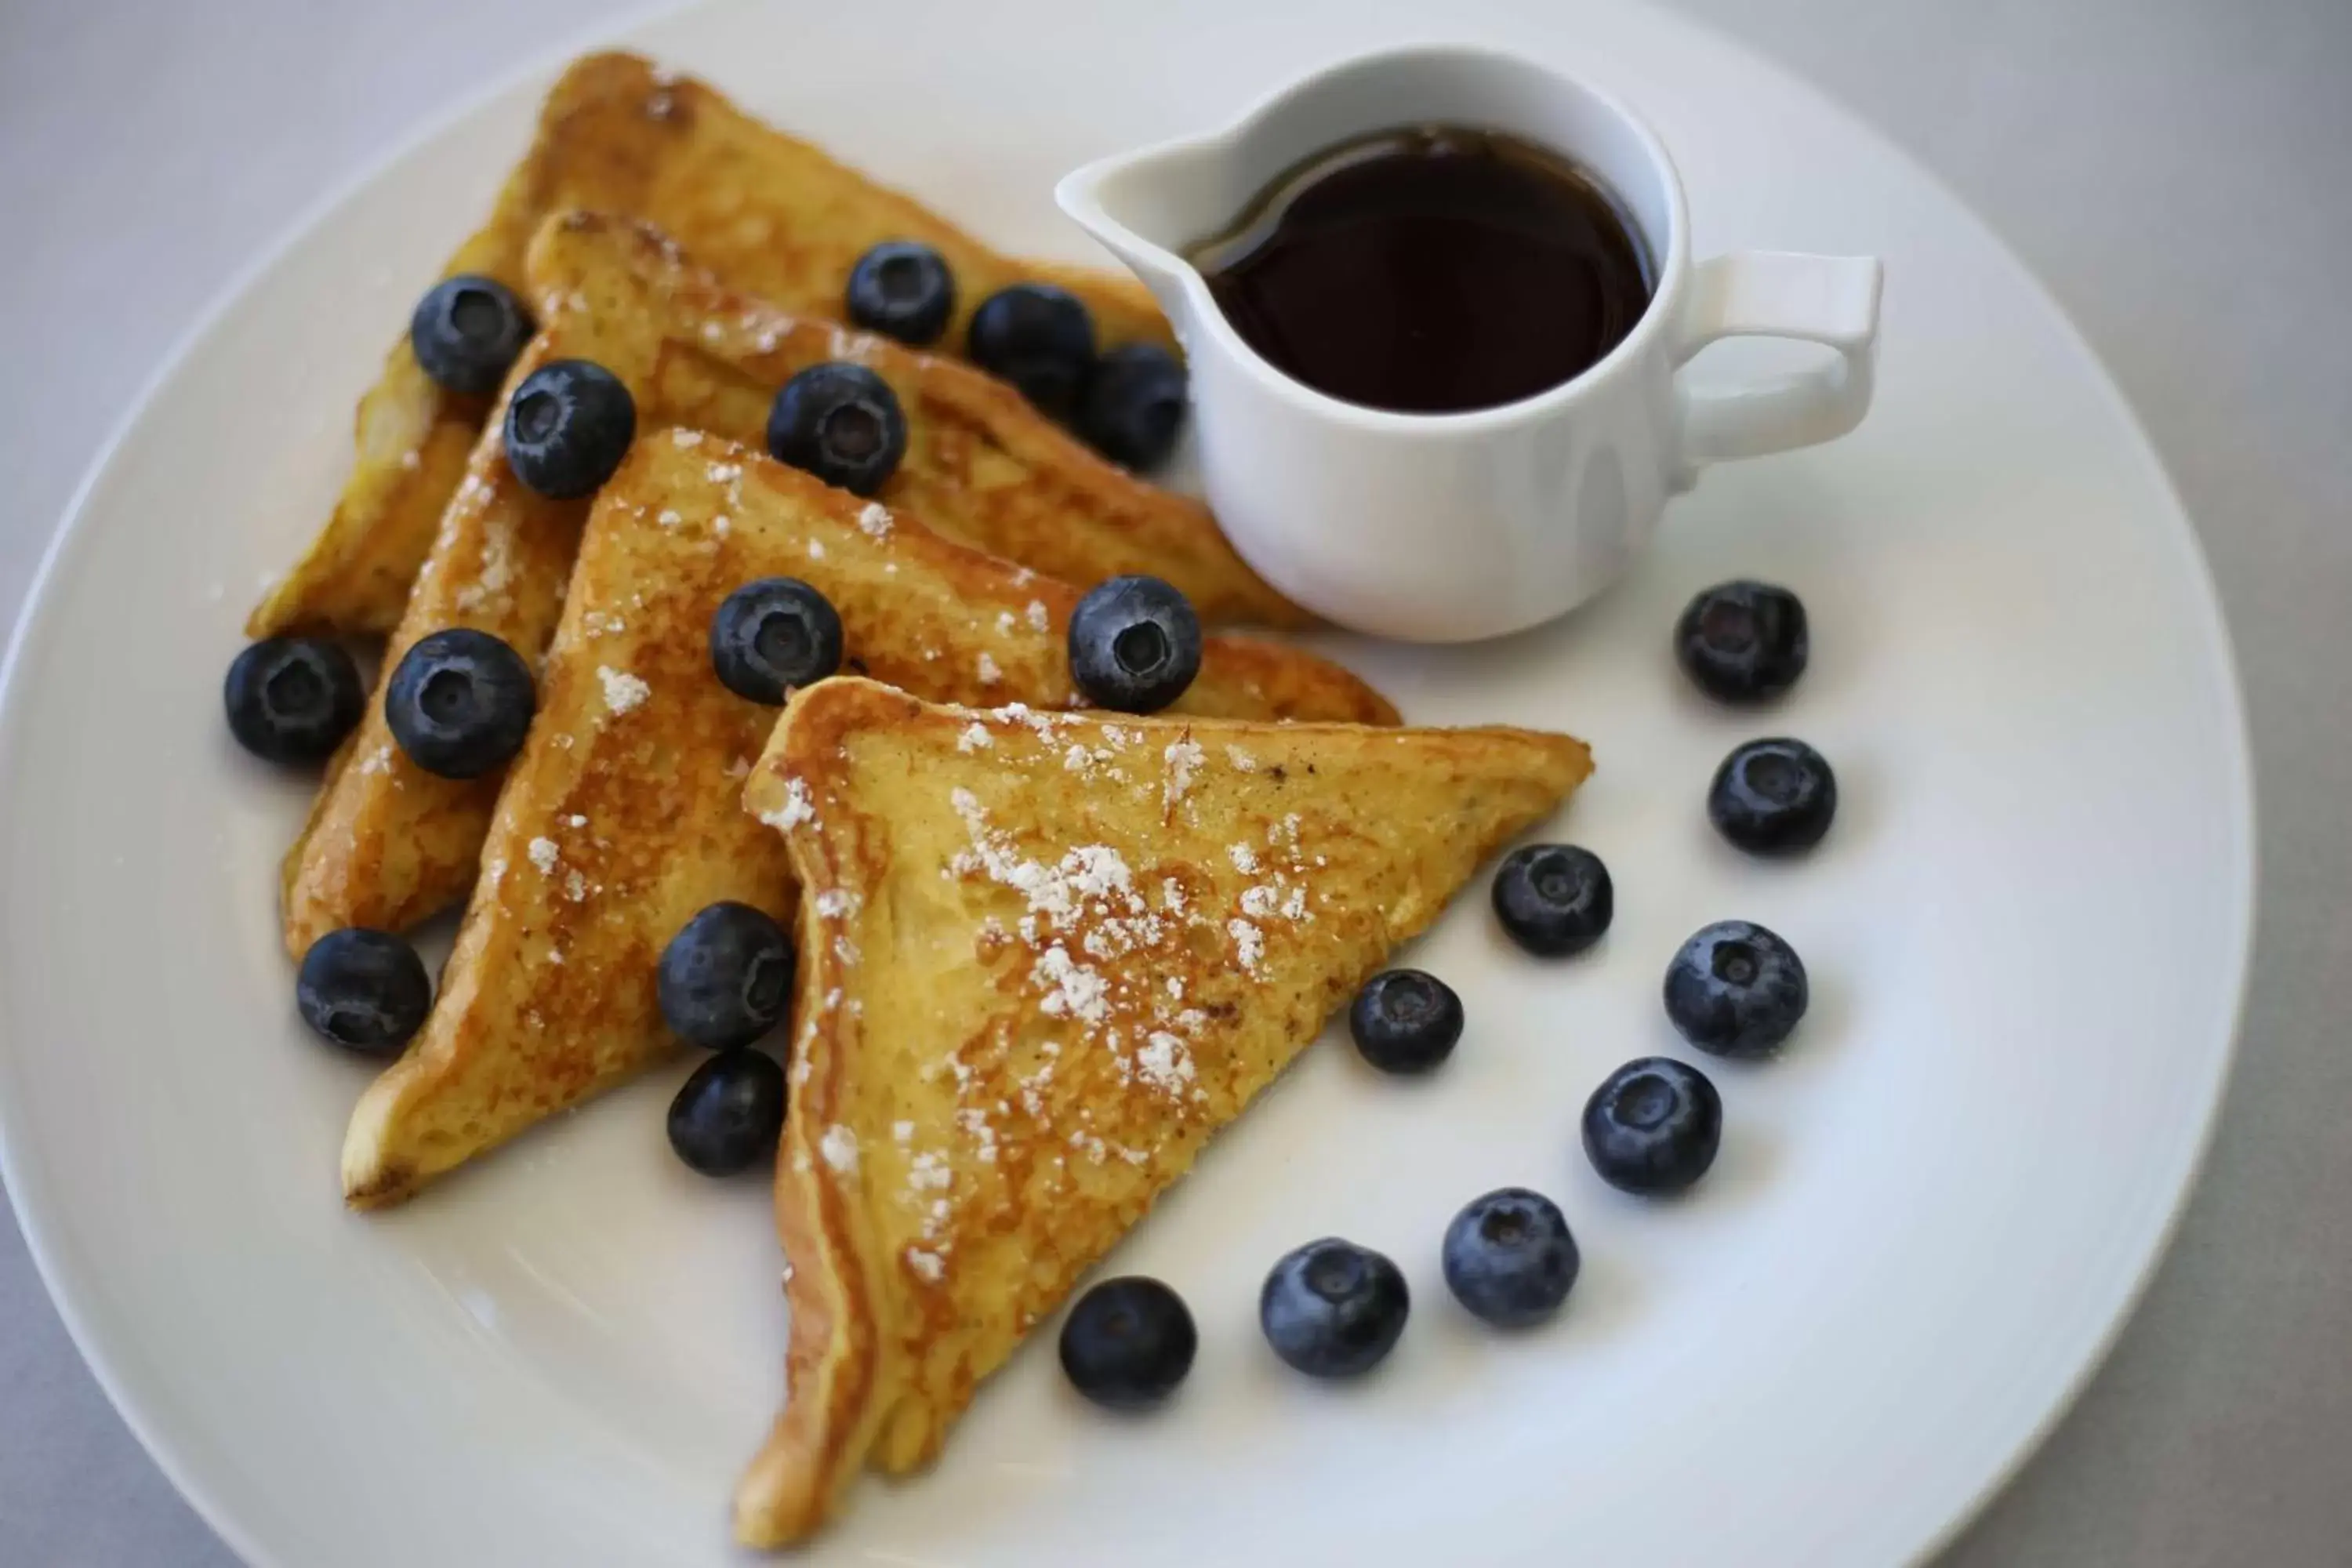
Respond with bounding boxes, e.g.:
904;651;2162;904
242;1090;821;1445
1663;919;1809;1058
844;241;956;347
1066;575;1201;713
1058;1276;1198;1409
1675;580;1809;702
1708;738;1836;855
1348;969;1463;1074
1582;1057;1722;1195
1442;1188;1580;1327
710;579;844;704
967;283;1096;420
383;627;535;779
296;928;432;1055
658;902;793;1051
1491;844;1613;956
1260;1238;1409;1378
223;637;365;764
503;358;637;499
1078;343;1187;470
409;274;534;397
765;362;909;496
666;1049;786;1177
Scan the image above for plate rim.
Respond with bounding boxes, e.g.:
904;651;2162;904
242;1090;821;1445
0;2;2258;1563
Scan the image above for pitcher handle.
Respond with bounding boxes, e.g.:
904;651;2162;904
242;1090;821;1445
1671;252;1882;485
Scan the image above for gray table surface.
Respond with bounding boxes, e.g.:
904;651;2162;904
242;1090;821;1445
5;1;2347;1562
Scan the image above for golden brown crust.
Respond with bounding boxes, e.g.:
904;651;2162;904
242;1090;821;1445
336;441;1389;1200
733;681;1591;1543
734;783;891;1544
250;49;1180;637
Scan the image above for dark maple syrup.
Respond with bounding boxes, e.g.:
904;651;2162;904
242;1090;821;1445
1191;126;1654;414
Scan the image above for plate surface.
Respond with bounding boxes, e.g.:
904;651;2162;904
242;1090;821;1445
0;1;2250;1563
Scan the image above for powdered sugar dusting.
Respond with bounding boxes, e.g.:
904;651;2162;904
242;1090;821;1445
526;837;559;875
856;502;892;538
916;713;1338;1180
1033;944;1110;1023
949;791;1137;930
597;666;650;716
944;788;1203;1052
828;324;878;362
1135;1031;1196;1098
818;1124;859;1174
908;1149;952;1191
956;1106;1000;1164
984;702;1067;742
760;777;815;831
1163;739;1203;809
453;517;514;613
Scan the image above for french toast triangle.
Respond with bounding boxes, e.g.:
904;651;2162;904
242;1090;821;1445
250;48;1175;638
281;209;1316;958
535;212;1290;626
732;678;1593;1545
339;439;1392;1207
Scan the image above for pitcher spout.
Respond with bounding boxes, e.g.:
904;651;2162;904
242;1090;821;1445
1055;138;1228;314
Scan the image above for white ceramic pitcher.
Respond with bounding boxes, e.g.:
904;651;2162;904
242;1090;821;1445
1058;45;1882;642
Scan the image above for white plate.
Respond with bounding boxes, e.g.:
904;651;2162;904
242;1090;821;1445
0;2;2251;1564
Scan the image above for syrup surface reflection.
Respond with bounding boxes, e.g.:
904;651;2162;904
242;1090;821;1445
1191;126;1655;414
